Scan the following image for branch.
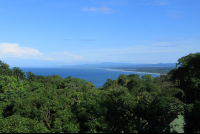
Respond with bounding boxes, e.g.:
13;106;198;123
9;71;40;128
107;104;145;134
44;108;51;129
141;99;149;105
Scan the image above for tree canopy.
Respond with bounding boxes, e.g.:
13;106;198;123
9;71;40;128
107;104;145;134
0;52;200;133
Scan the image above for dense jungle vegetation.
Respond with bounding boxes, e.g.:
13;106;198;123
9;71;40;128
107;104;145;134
0;52;200;133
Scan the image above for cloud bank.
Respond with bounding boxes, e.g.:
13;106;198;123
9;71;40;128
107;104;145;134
0;43;83;63
0;43;45;59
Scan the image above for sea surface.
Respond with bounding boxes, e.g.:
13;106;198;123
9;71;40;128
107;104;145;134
20;67;160;89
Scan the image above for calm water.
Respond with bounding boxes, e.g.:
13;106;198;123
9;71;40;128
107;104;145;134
20;68;160;89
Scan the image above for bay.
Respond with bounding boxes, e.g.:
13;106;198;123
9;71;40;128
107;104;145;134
20;67;160;89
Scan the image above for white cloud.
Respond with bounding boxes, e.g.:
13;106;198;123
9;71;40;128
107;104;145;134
0;43;84;65
81;7;115;14
0;43;53;60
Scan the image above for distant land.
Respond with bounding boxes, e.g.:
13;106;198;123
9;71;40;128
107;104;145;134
106;67;176;74
58;62;178;68
56;62;179;74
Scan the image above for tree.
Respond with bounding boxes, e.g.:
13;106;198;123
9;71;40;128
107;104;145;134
102;78;119;90
118;74;129;86
0;115;49;133
127;74;140;80
61;77;86;92
167;52;200;133
13;67;26;83
0;60;10;69
169;52;200;104
48;74;64;89
183;100;200;133
82;81;95;92
26;71;37;82
141;74;154;83
0;61;13;76
127;76;145;94
1;55;199;133
0;75;25;93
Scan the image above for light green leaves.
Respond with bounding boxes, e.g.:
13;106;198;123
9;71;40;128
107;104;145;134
0;115;49;133
0;75;25;93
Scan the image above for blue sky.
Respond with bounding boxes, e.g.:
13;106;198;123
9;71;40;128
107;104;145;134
0;0;200;68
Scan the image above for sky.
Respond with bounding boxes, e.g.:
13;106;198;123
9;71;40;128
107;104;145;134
0;0;200;68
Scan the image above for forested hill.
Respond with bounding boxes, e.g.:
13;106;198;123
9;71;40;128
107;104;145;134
0;52;200;133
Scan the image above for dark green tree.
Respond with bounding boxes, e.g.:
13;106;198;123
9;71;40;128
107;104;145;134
12;67;26;83
118;74;129;87
0;60;10;69
26;71;37;82
166;52;200;133
142;74;154;83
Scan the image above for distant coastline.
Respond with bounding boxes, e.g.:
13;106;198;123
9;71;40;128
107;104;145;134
94;67;174;75
57;62;177;75
18;66;172;76
93;68;158;75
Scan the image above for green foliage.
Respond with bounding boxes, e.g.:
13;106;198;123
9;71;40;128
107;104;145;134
82;81;95;92
0;61;14;77
103;78;118;90
28;81;46;92
118;74;129;86
183;100;200;133
12;67;26;82
0;60;10;69
142;74;154;83
169;52;200;104
46;74;64;89
0;75;25;93
0;115;49;133
61;77;88;92
0;89;80;132
127;75;145;93
26;71;37;82
72;86;140;133
0;90;32;102
167;52;200;132
0;52;200;133
127;74;140;80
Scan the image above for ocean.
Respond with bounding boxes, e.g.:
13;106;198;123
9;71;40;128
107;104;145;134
20;67;160;89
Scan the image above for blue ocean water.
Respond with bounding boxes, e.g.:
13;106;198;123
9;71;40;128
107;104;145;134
20;68;160;89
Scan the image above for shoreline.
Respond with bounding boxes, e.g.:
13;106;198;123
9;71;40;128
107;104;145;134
94;67;161;75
